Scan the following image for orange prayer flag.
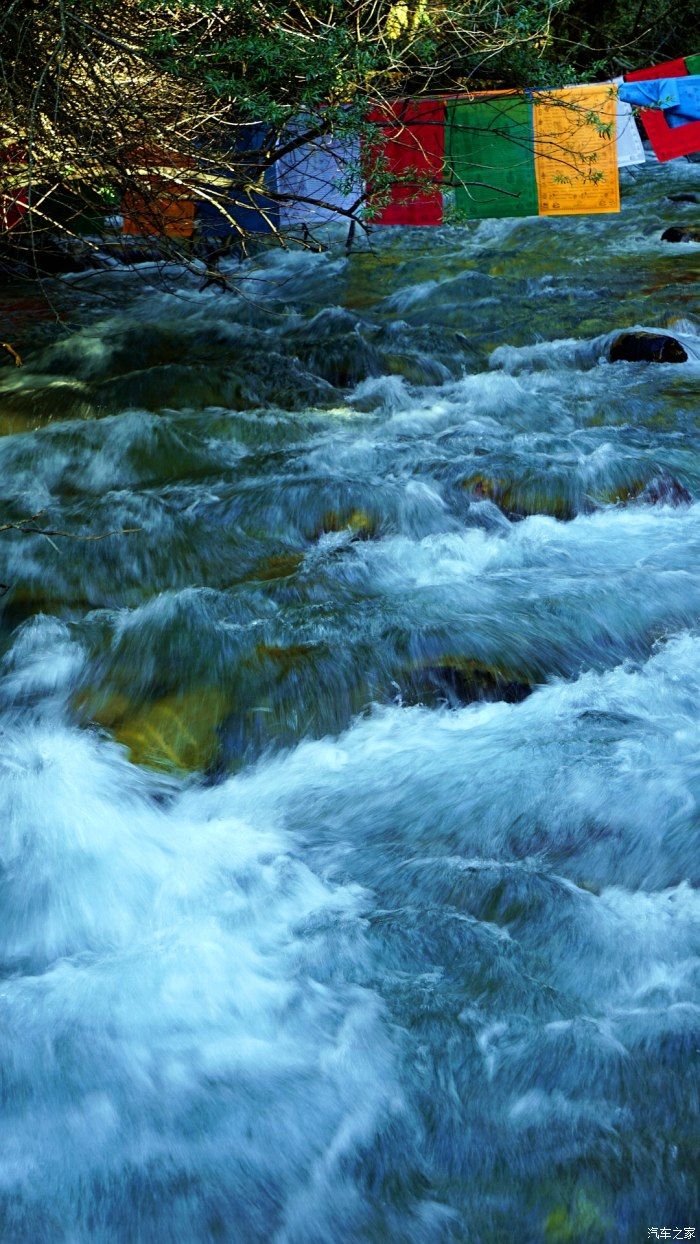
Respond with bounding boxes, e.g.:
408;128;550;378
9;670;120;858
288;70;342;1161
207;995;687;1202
122;193;195;238
532;85;619;216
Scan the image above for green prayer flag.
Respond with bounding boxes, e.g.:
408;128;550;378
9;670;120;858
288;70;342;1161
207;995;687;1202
445;96;539;220
684;53;700;74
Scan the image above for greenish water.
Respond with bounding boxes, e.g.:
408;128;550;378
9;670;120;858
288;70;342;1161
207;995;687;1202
0;158;698;1242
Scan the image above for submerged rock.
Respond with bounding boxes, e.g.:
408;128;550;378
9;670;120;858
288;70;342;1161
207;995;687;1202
460;473;581;521
79;687;229;773
608;332;688;364
286;308;383;387
661;225;700;243
407;659;533;708
638;472;692;507
316;508;378;539
0;376;95;431
0;238;108;277
246;552;304;582
598;469;692;508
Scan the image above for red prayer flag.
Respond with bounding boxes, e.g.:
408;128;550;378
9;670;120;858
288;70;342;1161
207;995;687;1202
1;143;28;232
625;57;689;82
637;108;700;162
366;100;445;225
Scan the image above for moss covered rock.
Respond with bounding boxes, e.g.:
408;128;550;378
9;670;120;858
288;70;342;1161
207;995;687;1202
80;687;229;773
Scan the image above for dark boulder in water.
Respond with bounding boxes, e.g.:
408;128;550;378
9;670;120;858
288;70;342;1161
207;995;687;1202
661;225;700;242
608;332;688;364
666;193;700;205
407;660;533;708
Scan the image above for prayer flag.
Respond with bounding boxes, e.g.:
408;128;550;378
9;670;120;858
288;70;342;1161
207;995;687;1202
276;128;361;228
122;147;196;238
612;78;646;166
624;57;700;160
122;194;195;238
532;85;620;215
193;125;280;238
618;77;700;126
444;95;539;219
365;100;445;225
625;57;689;82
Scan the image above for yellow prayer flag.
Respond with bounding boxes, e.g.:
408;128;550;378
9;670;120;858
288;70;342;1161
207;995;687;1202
532;85;620;216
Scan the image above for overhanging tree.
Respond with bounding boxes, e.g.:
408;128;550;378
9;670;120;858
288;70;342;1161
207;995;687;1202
0;0;686;280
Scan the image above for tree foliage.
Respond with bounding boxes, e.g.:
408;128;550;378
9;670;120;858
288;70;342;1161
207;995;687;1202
0;0;694;278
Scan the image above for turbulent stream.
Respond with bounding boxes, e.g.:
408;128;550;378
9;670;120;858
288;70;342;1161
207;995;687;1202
0;158;699;1242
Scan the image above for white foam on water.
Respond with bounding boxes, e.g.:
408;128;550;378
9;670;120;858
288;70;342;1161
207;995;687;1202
0;692;404;1240
491;325;700;373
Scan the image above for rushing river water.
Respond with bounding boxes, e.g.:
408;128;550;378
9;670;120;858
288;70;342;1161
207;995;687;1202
0;157;699;1242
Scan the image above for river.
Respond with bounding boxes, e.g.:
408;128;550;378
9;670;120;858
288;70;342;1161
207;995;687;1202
0;157;698;1242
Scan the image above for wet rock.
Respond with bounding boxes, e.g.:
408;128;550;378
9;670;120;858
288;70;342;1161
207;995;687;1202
594;478;647;506
246;552;304;582
462;473;506;503
666;193;700;204
0;238;108;276
254;642;317;675
600;470;692;508
638;472;692;507
461;473;582;521
0;377;94;430
286;308;383;387
80;687;229;773
407;659;533;708
661;225;700;243
545;1191;610;1242
316;509;377;539
94;358;337;412
111;241;175;264
608;332;688;365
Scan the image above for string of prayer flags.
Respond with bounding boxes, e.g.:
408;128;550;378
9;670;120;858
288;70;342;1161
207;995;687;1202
118;48;699;241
